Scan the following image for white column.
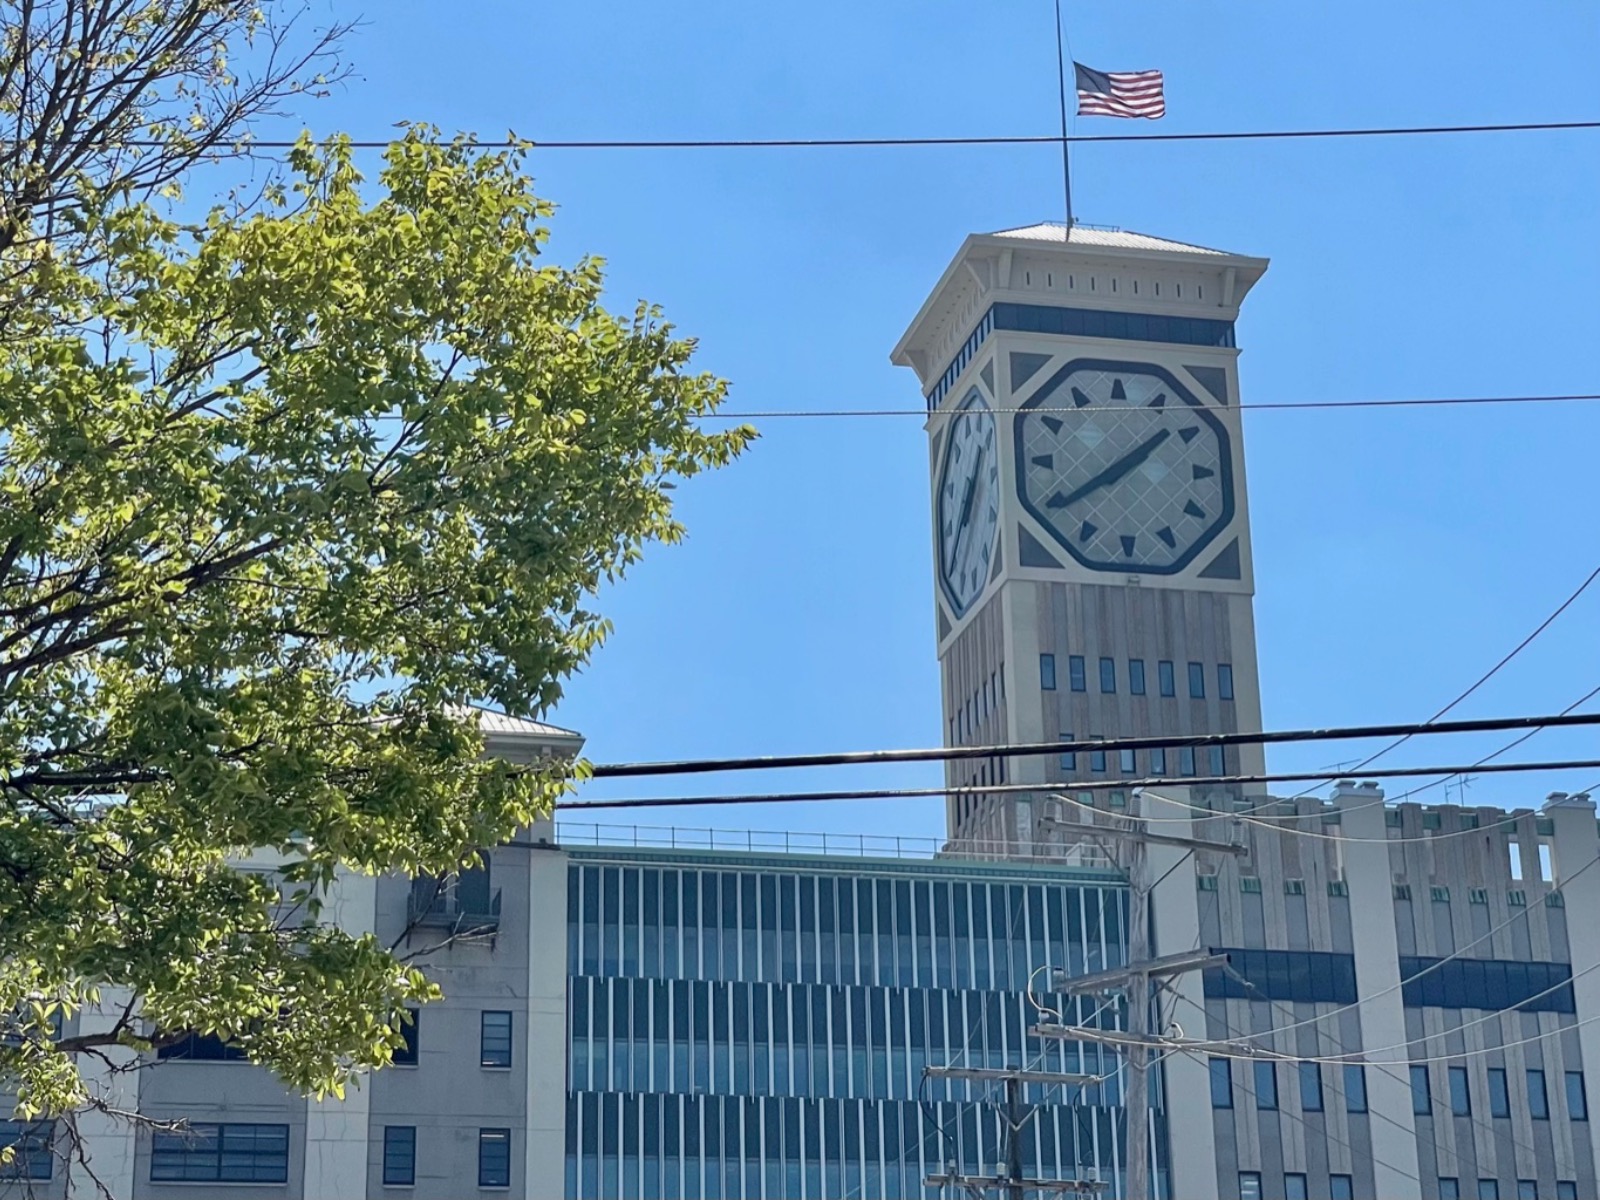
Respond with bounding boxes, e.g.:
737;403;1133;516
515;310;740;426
1547;796;1600;1176
526;844;570;1188
1336;785;1423;1200
1144;787;1221;1200
301;867;377;1199
67;986;138;1200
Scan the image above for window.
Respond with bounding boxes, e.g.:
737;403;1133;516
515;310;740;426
1059;732;1076;772
1090;740;1106;773
1238;1172;1262;1200
1151;746;1167;774
1285;1174;1308;1200
1567;1071;1588;1120
1119;748;1136;774
1519;1182;1538;1200
1331;1176;1354;1200
1099;657;1116;693
478;1128;511;1188
1478;1184;1499;1200
1528;1068;1549;1119
481;1010;513;1068
1298;1062;1323;1112
1398;956;1575;1014
150;1123;289;1183
1040;653;1057;690
383;1126;417;1187
1180;746;1196;776
1209;1057;1232;1108
1510;840;1523;880
156;1030;248;1061
1130;659;1146;695
1208;744;1225;776
1218;663;1235;701
1068;655;1086;692
1558;1184;1578;1200
0;1120;53;1181
1344;1065;1368;1113
1439;1181;1460;1200
1158;660;1176;697
394;1008;420;1066
1188;661;1206;698
1449;1065;1471;1116
1254;1060;1278;1109
1203;951;1361;1006
1488;1067;1510;1117
1412;1065;1432;1114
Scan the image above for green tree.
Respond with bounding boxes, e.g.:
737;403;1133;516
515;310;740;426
0;5;750;1122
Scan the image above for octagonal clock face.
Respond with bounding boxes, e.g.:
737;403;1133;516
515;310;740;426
936;389;999;616
1014;359;1234;574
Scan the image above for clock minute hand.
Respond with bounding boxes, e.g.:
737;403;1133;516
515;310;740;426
1051;429;1171;511
952;447;985;561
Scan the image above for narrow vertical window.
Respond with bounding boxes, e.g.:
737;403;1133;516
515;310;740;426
478;1128;511;1188
1150;747;1167;775
1208;745;1226;776
1488;1068;1510;1118
1448;1065;1471;1116
1239;1172;1262;1200
393;1009;419;1065
1209;1057;1232;1108
1089;739;1106;774
1158;660;1175;697
1438;1181;1460;1200
481;1011;513;1068
1298;1062;1323;1112
1129;659;1146;695
1068;655;1087;692
1180;746;1196;777
1343;1065;1368;1113
1040;654;1056;691
1285;1175;1308;1200
1188;661;1206;699
1253;1060;1278;1109
1478;1183;1499;1200
1411;1065;1432;1114
1331;1176;1354;1200
1566;1071;1588;1119
1119;748;1136;774
1099;657;1116;694
1218;663;1235;701
1528;1069;1549;1119
1509;840;1524;881
383;1126;417;1187
1058;732;1076;772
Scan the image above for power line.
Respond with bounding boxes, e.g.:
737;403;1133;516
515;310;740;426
587;709;1600;779
1286;563;1600;799
152;117;1600;152
700;391;1600;420
560;754;1600;812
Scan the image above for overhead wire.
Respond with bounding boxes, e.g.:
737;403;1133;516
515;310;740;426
143;117;1600;152
587;709;1600;779
560;755;1600;813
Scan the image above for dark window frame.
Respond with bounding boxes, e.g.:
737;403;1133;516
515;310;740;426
1412;1065;1432;1115
1567;1071;1589;1120
1344;1064;1368;1113
1129;659;1147;696
0;1120;53;1181
1040;653;1057;691
383;1125;417;1187
1187;661;1206;699
1254;1059;1278;1110
150;1122;289;1184
1298;1062;1323;1112
1098;657;1116;694
393;1008;420;1066
478;1127;512;1189
1157;660;1176;697
1448;1065;1471;1116
1209;1057;1232;1108
1218;663;1235;701
1068;655;1087;692
1488;1067;1510;1118
481;1010;513;1069
1528;1068;1549;1120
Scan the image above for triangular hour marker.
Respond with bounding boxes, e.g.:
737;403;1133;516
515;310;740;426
1042;415;1064;434
1110;379;1127;401
1179;426;1199;444
1071;386;1092;408
1147;392;1166;408
1184;500;1205;519
1079;521;1098;544
1120;534;1137;557
1046;492;1069;510
1192;464;1215;480
1156;526;1176;548
1032;454;1054;469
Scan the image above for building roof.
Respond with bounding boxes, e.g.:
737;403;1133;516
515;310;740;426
988;222;1233;257
457;705;583;742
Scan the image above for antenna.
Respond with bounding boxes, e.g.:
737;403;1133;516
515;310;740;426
1052;0;1074;235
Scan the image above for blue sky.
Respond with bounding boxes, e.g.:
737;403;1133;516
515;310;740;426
301;0;1599;842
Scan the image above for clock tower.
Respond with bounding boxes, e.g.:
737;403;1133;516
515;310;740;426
892;224;1269;852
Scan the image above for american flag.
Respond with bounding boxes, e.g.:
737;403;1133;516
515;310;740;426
1074;62;1166;119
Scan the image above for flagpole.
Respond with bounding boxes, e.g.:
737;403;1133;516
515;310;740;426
1052;0;1073;238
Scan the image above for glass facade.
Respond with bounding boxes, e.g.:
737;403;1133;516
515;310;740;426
564;851;1153;1198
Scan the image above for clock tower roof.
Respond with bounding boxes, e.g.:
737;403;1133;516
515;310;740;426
891;223;1269;385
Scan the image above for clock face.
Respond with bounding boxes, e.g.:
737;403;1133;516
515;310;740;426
1014;359;1234;574
936;389;1000;616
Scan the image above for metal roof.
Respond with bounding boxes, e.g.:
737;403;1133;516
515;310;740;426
449;704;584;744
989;223;1232;257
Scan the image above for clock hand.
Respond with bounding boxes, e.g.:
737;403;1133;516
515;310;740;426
951;448;986;566
1048;429;1171;511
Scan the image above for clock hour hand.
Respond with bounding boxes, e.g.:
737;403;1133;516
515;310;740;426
1048;429;1170;510
951;447;985;563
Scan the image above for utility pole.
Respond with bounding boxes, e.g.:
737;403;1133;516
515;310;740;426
1033;789;1247;1200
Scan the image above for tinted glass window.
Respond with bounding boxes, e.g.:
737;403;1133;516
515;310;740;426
1203;949;1359;1005
1188;661;1205;698
1158;660;1175;697
1331;1177;1353;1200
394;1009;420;1065
1068;655;1086;692
1439;1182;1460;1200
1099;657;1116;693
1209;1057;1232;1108
0;1121;53;1181
1529;1069;1549;1119
1129;660;1146;695
383;1126;416;1187
1285;1175;1308;1200
1059;733;1076;771
1254;1060;1278;1109
1399;956;1575;1014
1412;1066;1432;1115
1344;1065;1368;1112
1239;1173;1262;1200
1488;1068;1510;1118
1040;653;1056;691
482;1011;513;1068
1299;1063;1323;1112
479;1128;511;1188
1218;663;1235;700
1449;1066;1471;1115
1569;1072;1589;1119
